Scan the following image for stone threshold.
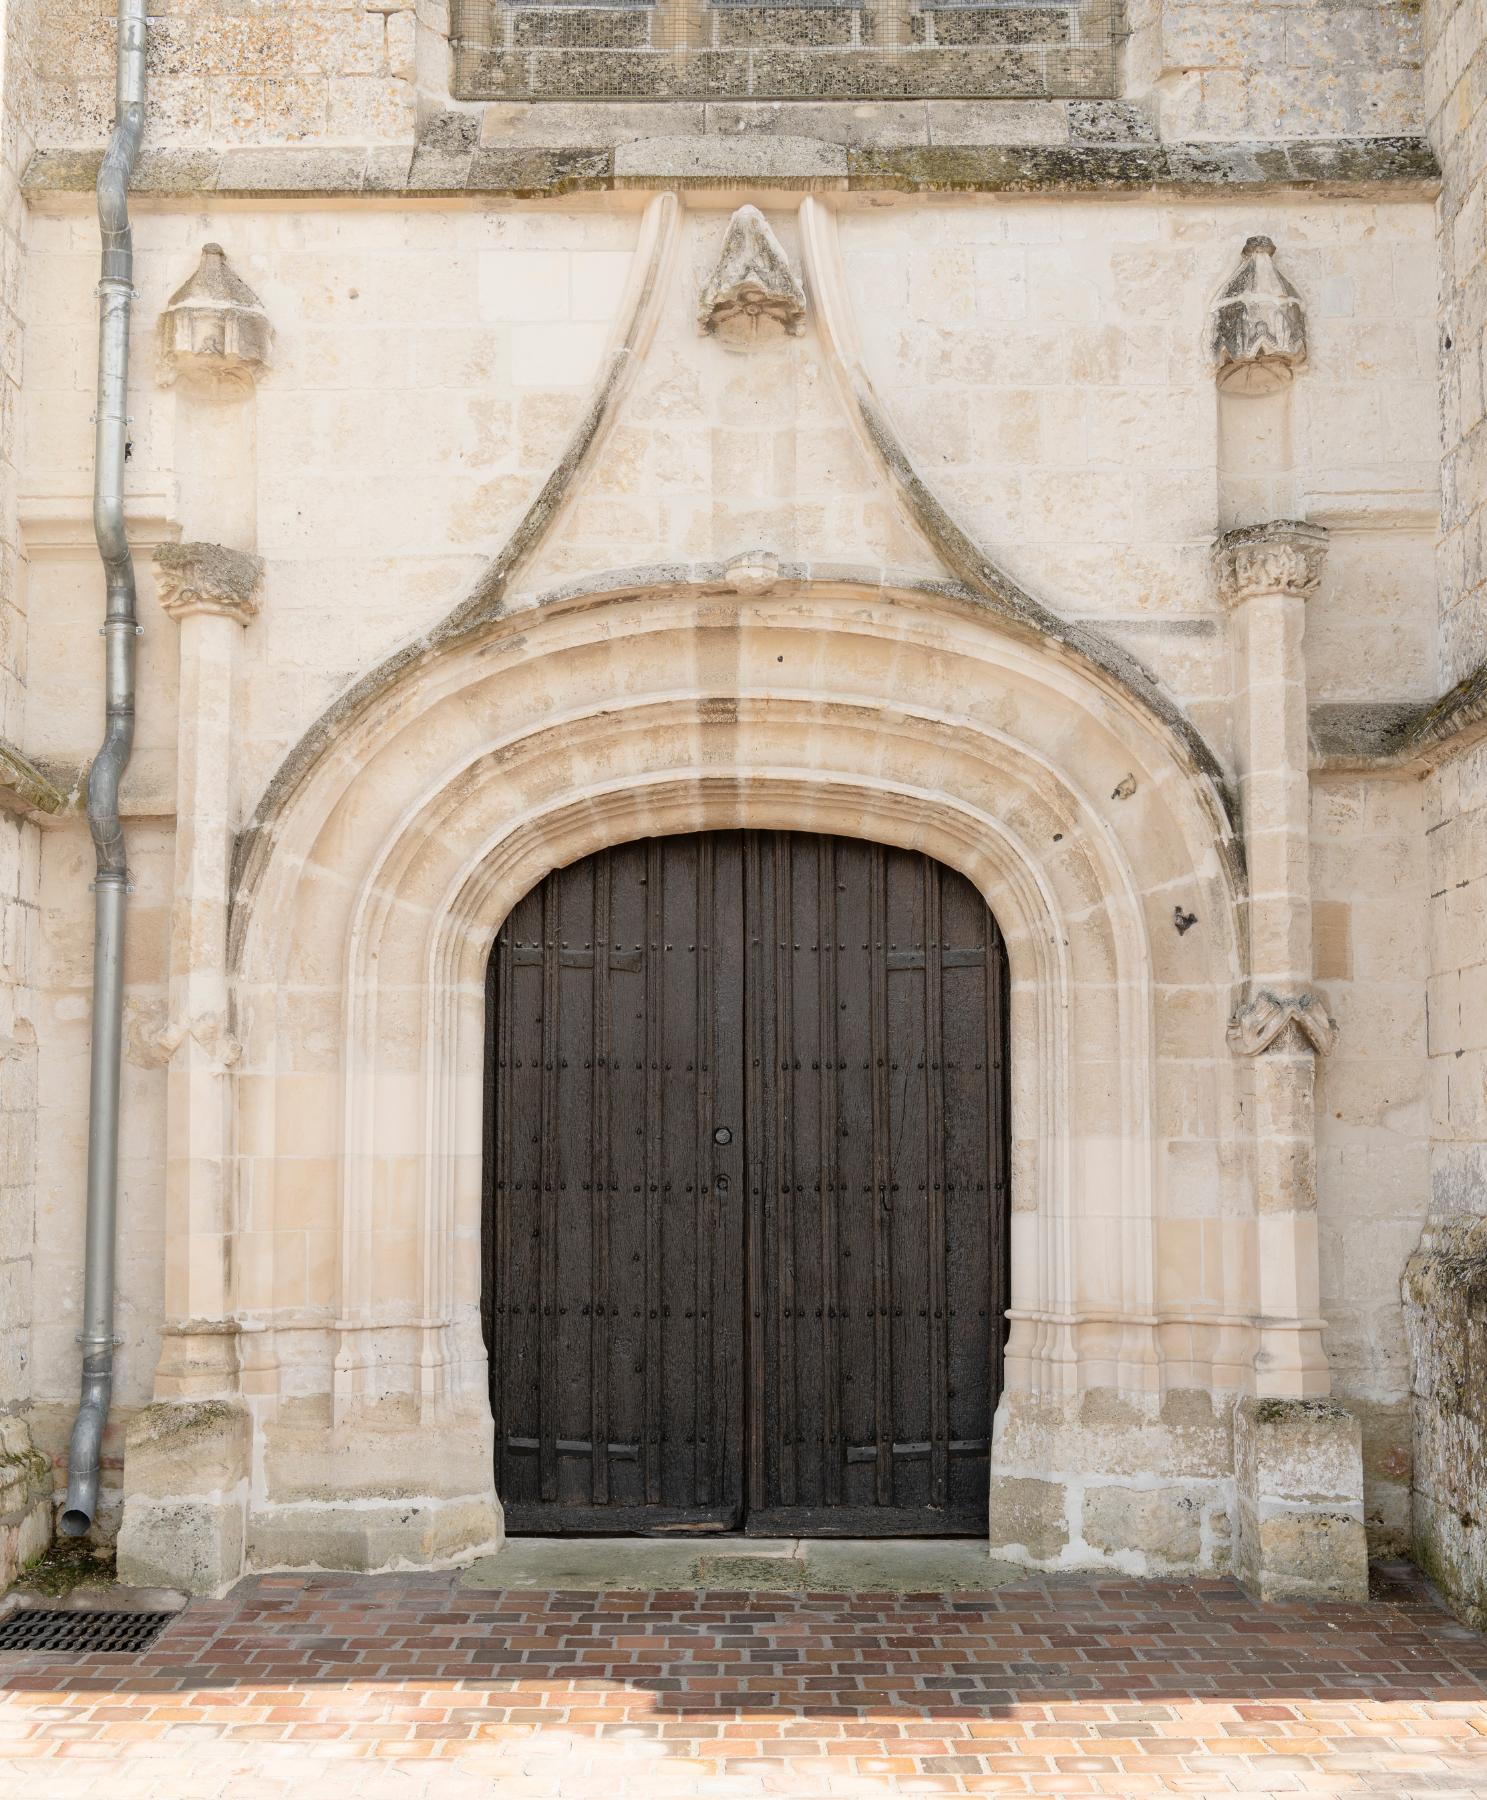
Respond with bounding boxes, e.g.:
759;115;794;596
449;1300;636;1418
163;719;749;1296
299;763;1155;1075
21;134;1440;202
461;1535;1022;1593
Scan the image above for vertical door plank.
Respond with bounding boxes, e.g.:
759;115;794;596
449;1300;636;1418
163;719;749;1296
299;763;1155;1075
924;861;949;1510
818;838;842;1507
773;832;799;1508
589;852;611;1508
537;880;561;1504
642;839;663;1507
744;833;768;1511
868;843;893;1510
710;832;747;1523
693;837;713;1508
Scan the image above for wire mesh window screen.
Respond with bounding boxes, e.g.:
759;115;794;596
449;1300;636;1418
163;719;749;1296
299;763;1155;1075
451;0;1120;103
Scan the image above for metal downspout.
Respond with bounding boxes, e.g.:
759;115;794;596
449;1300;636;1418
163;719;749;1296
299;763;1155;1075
61;0;147;1539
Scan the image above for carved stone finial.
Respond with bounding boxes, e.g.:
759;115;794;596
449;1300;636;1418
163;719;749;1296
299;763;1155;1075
154;541;265;625
159;244;272;389
1213;520;1328;608
698;206;806;349
1228;988;1337;1058
1209;235;1308;395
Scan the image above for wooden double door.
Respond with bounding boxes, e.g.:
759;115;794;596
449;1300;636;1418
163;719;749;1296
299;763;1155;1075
482;831;1009;1535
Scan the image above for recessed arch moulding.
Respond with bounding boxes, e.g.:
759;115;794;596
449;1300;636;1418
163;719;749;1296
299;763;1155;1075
163;575;1254;1582
117;195;1310;1591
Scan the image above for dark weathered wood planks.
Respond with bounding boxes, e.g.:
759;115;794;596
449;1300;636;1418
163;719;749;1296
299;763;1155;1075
482;831;1008;1535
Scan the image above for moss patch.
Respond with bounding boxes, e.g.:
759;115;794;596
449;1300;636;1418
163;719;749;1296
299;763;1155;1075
136;1400;236;1445
16;1537;117;1598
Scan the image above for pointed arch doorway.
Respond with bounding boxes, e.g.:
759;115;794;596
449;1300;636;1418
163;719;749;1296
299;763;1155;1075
482;829;1010;1535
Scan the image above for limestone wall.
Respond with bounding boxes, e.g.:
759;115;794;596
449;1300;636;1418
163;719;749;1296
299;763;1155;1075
0;0;62;1582
1;0;46;1419
0;809;39;1414
1126;0;1423;142
1312;773;1431;1551
1404;0;1487;1631
1426;0;1487;681
15;197;1442;801
28;0;1429;153
33;0;420;148
11;188;1441;1578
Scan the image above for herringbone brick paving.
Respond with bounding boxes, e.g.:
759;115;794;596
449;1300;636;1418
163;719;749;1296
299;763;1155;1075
0;1561;1483;1797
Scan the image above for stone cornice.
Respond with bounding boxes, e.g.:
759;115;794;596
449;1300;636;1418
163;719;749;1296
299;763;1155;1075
154;541;264;626
1311;661;1487;775
19;135;1441;202
0;737;67;817
1214;521;1330;608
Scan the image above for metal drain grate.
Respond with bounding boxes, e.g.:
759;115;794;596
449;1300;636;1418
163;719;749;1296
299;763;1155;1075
0;1609;174;1654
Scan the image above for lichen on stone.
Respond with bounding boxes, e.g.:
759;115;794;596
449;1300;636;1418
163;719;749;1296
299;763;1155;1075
16;1538;117;1598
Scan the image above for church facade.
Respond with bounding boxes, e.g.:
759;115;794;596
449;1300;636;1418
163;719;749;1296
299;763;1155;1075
0;0;1483;1623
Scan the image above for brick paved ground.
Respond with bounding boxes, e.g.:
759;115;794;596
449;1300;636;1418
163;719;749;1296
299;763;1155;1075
0;1561;1484;1797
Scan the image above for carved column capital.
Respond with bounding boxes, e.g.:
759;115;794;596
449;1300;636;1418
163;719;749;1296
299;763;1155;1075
154;540;264;626
1214;520;1328;608
1227;988;1337;1058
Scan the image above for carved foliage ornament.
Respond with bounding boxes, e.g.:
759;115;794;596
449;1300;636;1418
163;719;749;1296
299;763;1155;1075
1213;520;1328;608
1209;235;1308;396
154;540;265;626
698;205;807;349
1228;988;1337;1058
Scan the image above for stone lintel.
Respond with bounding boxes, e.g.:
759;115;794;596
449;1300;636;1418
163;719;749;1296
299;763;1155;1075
20;135;1441;202
154;541;265;626
1214;520;1330;608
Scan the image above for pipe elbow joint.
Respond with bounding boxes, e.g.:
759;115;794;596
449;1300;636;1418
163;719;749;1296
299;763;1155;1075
60;1365;112;1538
93;494;128;567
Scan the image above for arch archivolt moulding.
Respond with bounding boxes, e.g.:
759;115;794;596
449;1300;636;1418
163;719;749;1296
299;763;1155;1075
229;578;1249;1451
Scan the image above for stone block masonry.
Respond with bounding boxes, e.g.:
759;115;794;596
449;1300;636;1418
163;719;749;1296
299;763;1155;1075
30;0;419;148
1408;0;1487;1638
1426;0;1487;682
1127;0;1425;143
0;0;1474;1609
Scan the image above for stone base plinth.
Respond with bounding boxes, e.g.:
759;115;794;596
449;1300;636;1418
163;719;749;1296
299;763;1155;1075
118;1397;505;1592
117;1400;252;1596
988;1389;1234;1574
247;1497;503;1574
1233;1396;1368;1603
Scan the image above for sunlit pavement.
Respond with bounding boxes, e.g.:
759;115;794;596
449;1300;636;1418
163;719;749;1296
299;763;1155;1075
0;1559;1484;1796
